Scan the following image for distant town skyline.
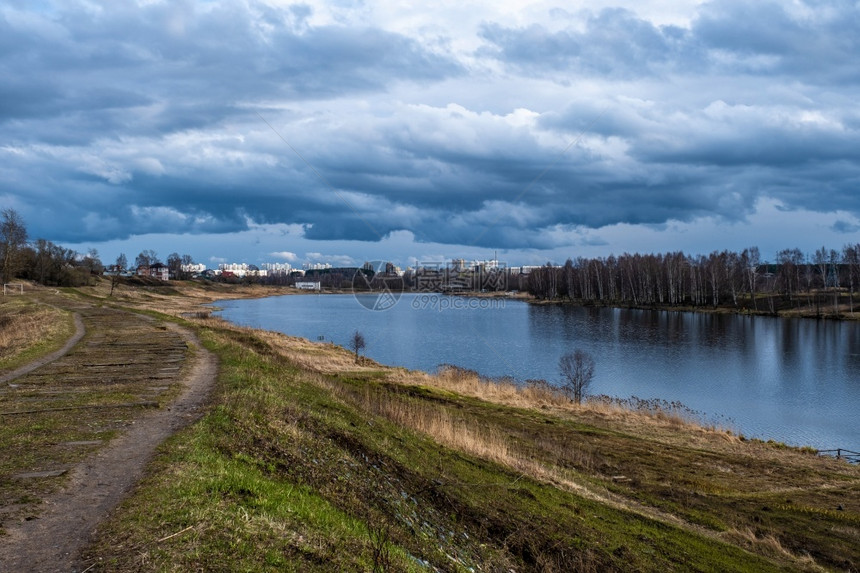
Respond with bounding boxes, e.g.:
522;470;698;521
3;1;859;268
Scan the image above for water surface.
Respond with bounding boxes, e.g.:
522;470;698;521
213;293;860;450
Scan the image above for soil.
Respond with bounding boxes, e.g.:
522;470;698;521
0;298;217;573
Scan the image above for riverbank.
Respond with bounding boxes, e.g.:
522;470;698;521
213;286;860;450
99;300;860;570
119;275;860;322
3;280;858;571
462;289;860;321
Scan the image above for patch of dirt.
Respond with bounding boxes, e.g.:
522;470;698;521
0;303;217;573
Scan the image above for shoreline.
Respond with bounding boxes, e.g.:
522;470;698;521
137;273;858;322
202;284;857;452
456;290;860;321
234;283;860;322
85;296;860;571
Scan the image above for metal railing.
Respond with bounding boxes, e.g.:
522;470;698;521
818;448;860;463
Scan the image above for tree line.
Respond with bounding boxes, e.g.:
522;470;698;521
526;245;860;315
4;207;859;314
0;208;97;287
1;209;194;288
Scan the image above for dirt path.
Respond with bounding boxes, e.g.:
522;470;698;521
0;310;217;572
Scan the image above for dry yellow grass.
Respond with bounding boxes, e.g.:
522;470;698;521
79;276;297;318
345;382;512;465
0;299;70;364
390;364;744;451
721;528;825;571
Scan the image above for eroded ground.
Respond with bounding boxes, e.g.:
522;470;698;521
0;291;216;572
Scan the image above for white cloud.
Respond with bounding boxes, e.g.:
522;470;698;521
270;250;298;261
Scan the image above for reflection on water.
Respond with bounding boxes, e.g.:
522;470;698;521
213;294;860;450
525;306;860;448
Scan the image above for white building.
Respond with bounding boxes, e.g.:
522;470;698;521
472;259;500;271
262;262;292;275
217;263;267;278
181;263;207;274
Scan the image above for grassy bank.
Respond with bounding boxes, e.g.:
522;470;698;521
0;293;75;373
80;292;858;571
2;281;857;570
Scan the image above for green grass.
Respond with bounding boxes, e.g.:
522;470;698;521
5;288;856;571
84;322;822;572
93;416;375;571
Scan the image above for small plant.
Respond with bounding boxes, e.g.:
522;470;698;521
368;521;392;572
349;330;366;363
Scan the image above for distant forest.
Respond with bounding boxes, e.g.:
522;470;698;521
524;246;860;316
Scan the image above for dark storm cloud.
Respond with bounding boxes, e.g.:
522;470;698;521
478;1;860;83
2;0;859;256
692;1;860;82
477;8;692;79
833;220;860;234
472;1;860;237
0;0;462;242
0;1;460;139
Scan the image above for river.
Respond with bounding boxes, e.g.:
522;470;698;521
212;292;860;450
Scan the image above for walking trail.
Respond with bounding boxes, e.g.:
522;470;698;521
0;298;217;572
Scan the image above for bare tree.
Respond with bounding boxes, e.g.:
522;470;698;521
744;246;760;310
167;252;182;280
845;243;860;315
80;248;104;276
1;208;28;283
558;349;595;405
134;249;159;271
110;253;127;297
181;254;195;279
349;330;366;363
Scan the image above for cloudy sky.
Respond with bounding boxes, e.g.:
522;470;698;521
2;0;859;268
